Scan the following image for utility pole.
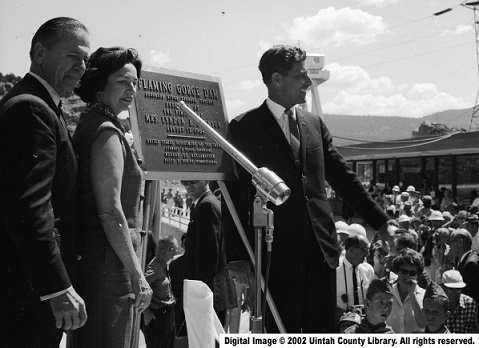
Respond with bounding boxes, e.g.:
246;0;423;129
434;1;479;131
462;1;479;130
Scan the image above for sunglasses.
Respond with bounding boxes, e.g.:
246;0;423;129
398;268;417;277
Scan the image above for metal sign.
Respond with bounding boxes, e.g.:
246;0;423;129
129;66;234;180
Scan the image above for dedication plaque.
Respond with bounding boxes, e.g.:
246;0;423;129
129;66;234;180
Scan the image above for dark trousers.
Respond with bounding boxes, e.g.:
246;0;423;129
265;232;336;333
0;299;63;348
141;306;175;348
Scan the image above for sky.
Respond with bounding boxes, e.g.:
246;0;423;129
1;0;478;120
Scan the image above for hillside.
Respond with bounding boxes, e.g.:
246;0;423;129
323;107;476;146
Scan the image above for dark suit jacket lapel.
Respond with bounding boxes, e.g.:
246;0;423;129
259;102;296;163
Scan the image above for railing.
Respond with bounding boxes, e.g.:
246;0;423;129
161;205;191;231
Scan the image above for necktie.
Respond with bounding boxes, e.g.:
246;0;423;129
352;265;359;305
285;108;300;164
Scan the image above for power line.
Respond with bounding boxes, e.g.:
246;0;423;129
362;40;473;69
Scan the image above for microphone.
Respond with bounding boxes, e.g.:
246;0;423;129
177;101;290;206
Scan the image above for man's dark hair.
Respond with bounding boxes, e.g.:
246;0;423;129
75;46;142;103
259;45;307;84
343;234;366;251
29;17;88;60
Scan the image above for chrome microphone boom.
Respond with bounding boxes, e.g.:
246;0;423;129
177;101;290;206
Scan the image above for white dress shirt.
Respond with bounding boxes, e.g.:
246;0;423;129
387;282;425;333
336;256;375;311
266;98;297;144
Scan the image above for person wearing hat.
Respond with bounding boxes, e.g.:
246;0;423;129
421;281;451;333
401;201;413;218
441;270;479;333
343;278;395;333
398;214;411;230
398;192;410;213
335;220;350;253
428;210;445;230
422;227;450;284
347;223;367;238
337;312;361;333
449;210;468;230
336;235;375;321
465;214;479;253
392;185;400;206
416;195;433;219
406;185;422;214
448;229;479;306
386;205;397;220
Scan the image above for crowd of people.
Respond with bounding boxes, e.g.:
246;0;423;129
3;15;479;348
335;183;479;333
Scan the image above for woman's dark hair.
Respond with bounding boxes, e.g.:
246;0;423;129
75;46;142;103
392;248;424;273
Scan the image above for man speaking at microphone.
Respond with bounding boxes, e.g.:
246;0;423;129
223;45;388;333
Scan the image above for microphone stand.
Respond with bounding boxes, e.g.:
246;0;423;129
178;101;289;333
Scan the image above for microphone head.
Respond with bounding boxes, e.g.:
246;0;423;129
251;167;290;205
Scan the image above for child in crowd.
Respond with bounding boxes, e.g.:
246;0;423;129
421;281;451;334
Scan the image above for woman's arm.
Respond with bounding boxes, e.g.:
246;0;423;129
90;129;151;310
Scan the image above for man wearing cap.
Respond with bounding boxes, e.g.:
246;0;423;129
336;235;375;320
343;278;394;333
421;281;451;333
441;270;479;333
448;229;479;306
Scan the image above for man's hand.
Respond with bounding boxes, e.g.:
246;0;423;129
49;287;87;330
406;279;418;295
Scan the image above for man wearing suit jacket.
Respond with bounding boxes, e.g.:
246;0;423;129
223;45;389;333
449;229;479;305
181;180;236;325
0;17;89;346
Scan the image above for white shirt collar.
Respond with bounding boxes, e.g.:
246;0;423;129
266;98;296;120
28;72;61;108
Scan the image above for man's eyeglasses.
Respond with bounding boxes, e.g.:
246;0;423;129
398;268;417;277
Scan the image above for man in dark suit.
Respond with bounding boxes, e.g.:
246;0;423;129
0;17;90;346
449;229;479;305
223;45;389;333
181;180;236;325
